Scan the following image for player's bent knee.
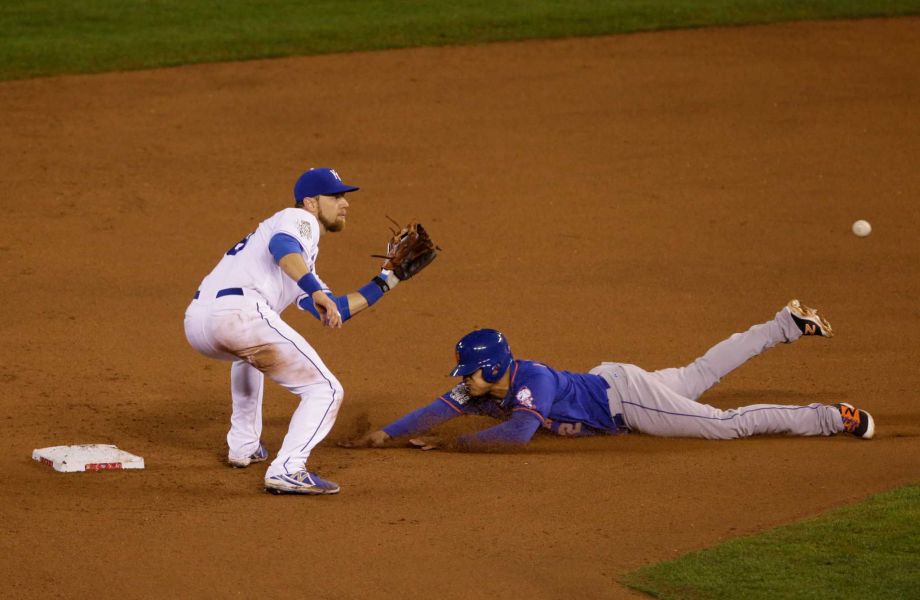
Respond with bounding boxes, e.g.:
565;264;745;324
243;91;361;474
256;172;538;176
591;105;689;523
326;376;344;405
332;382;345;405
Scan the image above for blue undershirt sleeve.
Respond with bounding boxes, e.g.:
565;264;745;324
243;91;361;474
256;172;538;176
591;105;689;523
457;410;542;447
268;233;304;264
382;399;462;439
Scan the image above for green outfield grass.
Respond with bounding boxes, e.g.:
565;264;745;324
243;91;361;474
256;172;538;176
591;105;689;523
1;0;919;80
622;484;920;600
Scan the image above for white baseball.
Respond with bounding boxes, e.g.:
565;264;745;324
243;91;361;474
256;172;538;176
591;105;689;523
852;220;871;237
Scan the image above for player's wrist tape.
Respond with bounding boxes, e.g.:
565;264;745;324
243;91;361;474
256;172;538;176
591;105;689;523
297;273;323;295
379;269;399;290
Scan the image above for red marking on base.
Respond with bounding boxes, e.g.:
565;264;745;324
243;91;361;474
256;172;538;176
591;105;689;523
40;457;53;466
85;462;123;471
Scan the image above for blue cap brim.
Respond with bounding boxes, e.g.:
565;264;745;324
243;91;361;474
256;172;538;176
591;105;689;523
325;182;359;195
449;363;477;377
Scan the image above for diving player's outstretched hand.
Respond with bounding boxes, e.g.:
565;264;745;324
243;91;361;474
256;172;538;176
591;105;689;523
339;430;391;448
408;437;441;451
311;291;342;328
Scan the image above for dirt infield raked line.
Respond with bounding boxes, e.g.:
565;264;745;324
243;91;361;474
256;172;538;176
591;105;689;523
1;17;918;600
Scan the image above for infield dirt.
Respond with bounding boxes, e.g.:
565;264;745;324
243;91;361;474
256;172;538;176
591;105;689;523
1;17;918;600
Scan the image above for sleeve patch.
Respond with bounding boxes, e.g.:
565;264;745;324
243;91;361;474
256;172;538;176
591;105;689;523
297;220;313;242
449;383;472;405
515;386;535;410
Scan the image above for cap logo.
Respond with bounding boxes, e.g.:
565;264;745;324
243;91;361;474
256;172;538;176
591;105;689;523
329;169;342;182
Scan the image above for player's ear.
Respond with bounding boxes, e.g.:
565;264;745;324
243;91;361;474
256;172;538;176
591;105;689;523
300;196;318;214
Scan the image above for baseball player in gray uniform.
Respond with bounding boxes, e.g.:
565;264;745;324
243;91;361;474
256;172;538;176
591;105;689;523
345;300;874;449
184;167;412;495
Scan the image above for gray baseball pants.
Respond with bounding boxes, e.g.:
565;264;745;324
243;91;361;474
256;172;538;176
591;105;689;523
589;306;844;439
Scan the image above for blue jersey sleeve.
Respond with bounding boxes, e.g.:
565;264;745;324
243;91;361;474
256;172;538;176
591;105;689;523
457;410;542;447
381;396;465;438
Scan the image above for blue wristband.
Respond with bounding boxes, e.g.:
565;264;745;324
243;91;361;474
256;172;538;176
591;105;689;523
297;273;323;295
357;277;387;306
333;293;352;321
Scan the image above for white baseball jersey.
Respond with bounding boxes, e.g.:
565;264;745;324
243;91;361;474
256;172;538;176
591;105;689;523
195;208;325;312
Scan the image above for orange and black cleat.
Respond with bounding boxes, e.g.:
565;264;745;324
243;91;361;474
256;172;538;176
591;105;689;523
836;402;875;439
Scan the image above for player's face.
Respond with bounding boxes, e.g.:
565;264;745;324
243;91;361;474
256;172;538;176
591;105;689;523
316;194;349;232
462;369;493;396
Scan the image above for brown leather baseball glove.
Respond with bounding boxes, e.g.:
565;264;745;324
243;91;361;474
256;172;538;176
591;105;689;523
375;219;440;280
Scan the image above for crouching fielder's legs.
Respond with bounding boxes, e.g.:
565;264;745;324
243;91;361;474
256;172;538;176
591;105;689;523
184;297;343;481
243;304;344;479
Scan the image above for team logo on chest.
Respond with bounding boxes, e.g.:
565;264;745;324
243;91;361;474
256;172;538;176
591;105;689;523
515;386;535;409
298;220;312;242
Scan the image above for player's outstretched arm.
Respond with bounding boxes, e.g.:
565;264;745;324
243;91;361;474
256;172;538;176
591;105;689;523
270;232;398;327
327;219;440;320
340;429;392;448
345;268;401;317
340;398;462;448
344;404;542;452
455;411;542;449
400;413;542;452
297;268;400;323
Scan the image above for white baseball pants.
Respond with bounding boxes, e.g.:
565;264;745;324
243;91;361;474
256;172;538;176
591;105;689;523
184;294;342;477
590;306;845;439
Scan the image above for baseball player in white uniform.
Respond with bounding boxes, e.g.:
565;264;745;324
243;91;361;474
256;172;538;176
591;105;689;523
184;167;404;495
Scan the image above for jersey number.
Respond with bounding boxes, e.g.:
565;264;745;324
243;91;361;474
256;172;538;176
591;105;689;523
226;233;254;256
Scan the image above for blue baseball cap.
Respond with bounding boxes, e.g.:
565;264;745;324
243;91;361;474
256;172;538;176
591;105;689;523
293;167;359;202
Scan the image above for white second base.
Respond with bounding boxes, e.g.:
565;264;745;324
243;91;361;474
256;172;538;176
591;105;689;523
32;444;145;472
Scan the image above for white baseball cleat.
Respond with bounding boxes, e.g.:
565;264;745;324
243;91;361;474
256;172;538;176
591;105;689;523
264;470;340;495
228;443;268;468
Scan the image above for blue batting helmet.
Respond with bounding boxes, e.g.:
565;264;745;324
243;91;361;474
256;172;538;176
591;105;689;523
449;329;513;383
